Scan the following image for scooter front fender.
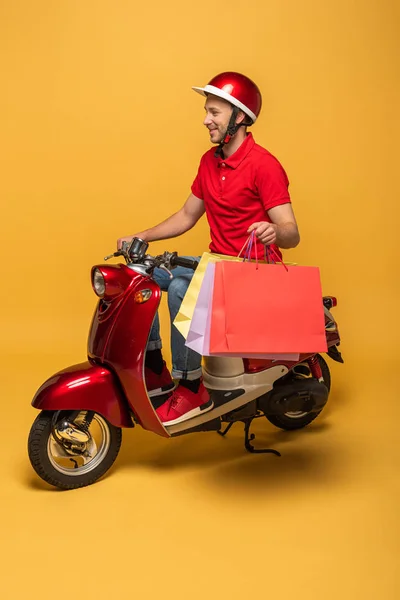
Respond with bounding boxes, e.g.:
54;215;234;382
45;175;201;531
31;361;133;428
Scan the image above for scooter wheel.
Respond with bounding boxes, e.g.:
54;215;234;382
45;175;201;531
266;355;331;431
28;410;122;490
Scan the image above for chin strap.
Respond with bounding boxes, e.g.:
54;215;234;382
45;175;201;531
214;106;251;158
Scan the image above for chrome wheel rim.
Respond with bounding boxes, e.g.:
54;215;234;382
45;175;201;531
47;413;111;476
283;410;308;419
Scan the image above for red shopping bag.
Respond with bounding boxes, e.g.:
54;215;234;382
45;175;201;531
209;260;327;354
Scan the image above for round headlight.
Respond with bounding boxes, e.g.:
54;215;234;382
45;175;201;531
92;268;105;297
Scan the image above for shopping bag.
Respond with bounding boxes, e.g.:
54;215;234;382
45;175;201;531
185;262;216;355
209;260;327;354
185;262;300;361
173;252;243;340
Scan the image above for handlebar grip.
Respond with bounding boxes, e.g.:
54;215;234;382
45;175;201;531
170;255;199;271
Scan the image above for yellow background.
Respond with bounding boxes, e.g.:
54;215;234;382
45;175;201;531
1;1;399;598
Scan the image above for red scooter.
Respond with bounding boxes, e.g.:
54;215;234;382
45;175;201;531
28;238;343;490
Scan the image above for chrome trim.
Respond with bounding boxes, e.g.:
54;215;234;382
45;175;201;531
55;420;90;444
127;264;150;276
48;414;111;476
284;411;308;419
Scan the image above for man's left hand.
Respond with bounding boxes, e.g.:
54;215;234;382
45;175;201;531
247;221;277;245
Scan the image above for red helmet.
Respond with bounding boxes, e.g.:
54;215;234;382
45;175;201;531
193;72;262;123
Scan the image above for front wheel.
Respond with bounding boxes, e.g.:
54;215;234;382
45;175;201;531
266;355;331;431
28;411;122;490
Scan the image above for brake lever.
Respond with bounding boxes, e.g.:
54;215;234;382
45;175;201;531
104;251;127;261
158;264;173;279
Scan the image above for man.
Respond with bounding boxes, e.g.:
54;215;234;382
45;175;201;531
117;72;300;427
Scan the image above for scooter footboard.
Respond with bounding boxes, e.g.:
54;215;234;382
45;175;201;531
31;361;134;428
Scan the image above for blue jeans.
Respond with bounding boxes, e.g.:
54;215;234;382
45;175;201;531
147;256;202;380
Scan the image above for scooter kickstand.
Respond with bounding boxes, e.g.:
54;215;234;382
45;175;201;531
217;422;234;437
243;419;281;456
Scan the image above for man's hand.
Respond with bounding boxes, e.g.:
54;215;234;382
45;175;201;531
247;222;277;245
117;234;145;250
248;205;300;249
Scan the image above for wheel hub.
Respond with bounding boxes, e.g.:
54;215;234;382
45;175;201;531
54;419;91;444
47;412;110;476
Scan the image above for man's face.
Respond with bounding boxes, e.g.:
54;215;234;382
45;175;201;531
203;95;235;144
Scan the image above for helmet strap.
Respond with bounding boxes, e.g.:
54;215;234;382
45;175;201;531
214;106;251;158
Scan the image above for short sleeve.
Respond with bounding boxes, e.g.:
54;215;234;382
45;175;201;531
256;156;291;212
191;156;204;200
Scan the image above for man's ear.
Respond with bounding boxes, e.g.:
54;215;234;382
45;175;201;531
235;110;246;125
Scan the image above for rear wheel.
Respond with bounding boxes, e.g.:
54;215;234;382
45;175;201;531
28;410;122;490
266;355;331;431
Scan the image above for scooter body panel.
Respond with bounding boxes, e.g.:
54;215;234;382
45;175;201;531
31;361;133;428
88;265;170;437
167;364;290;434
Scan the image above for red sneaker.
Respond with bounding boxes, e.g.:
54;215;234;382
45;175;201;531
156;382;214;426
145;362;175;398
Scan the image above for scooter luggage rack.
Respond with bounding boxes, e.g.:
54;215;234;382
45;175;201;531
218;414;281;456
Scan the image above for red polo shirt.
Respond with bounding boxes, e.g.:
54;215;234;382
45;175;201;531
191;133;291;260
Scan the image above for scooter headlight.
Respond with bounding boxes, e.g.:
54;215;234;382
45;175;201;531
92;268;106;297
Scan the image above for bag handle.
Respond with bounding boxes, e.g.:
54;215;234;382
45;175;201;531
238;231;288;272
238;233;253;261
264;242;288;271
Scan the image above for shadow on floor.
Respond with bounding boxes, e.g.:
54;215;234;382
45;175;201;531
114;414;348;495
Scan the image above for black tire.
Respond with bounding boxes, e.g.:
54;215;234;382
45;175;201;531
266;355;331;431
28;411;122;490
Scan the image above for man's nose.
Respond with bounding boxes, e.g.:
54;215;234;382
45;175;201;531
203;113;212;126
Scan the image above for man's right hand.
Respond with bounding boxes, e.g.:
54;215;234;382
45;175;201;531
117;235;140;250
117;236;132;250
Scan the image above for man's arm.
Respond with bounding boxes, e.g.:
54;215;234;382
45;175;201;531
247;203;300;249
117;193;205;249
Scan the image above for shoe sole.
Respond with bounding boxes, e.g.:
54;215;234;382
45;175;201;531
162;399;214;427
148;382;176;398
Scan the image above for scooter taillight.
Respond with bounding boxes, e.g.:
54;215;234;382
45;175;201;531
323;296;337;309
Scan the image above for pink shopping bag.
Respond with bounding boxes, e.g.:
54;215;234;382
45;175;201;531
209;260;328;355
185;262;300;361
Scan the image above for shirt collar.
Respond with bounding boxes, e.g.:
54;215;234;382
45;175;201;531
217;132;255;169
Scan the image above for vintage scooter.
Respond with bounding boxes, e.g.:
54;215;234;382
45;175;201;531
28;238;343;490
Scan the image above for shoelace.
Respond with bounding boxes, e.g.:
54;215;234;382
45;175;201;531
166;391;181;415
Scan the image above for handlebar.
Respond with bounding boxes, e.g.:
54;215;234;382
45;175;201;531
170;254;199;271
105;238;199;273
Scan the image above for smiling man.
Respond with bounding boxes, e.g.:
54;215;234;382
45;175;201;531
117;72;300;426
